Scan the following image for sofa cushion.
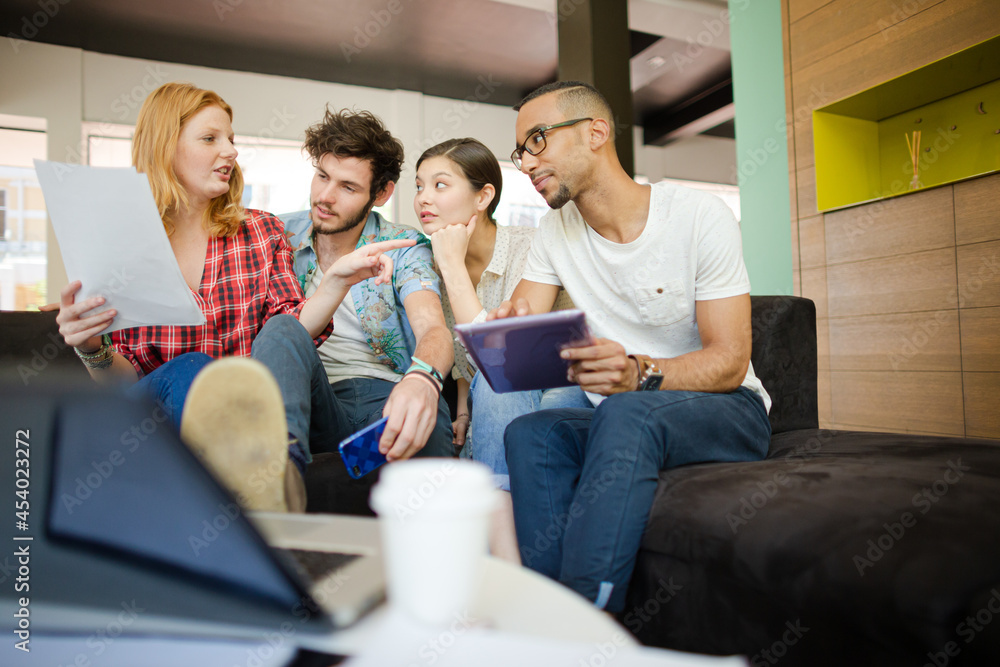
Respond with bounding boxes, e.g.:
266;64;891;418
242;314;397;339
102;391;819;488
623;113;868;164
626;429;1000;664
0;310;89;382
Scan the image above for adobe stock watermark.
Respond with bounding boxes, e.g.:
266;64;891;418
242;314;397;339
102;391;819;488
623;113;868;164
671;0;753;73
853;459;969;577
58;399;175;513
188;500;244;555
877;0;936;41
621;577;683;635
733;85;833;185
234;621;298;667
750;619;810;666
923;588;1000;667
411;74;502;157
48;599;146;664
53;64;170;172
17;267;136;385
725;430;833;534
844;124;961;242
237;107;297;163
518;448;633;567
392;461;458;522
886;252;998;370
339;0;414;63
5;0;70;54
577;631;634;667
411;610;478;665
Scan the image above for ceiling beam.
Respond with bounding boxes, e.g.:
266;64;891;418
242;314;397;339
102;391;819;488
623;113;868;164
642;78;734;145
627;0;731;47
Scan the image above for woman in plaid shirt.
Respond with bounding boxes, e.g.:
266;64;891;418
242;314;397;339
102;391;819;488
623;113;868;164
55;82;410;511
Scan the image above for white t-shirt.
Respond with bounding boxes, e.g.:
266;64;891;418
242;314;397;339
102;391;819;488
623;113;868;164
307;271;400;385
522;181;770;411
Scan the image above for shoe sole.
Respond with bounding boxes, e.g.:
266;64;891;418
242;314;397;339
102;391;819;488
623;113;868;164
180;357;289;512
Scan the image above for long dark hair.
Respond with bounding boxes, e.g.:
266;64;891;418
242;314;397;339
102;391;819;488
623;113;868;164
416;138;502;221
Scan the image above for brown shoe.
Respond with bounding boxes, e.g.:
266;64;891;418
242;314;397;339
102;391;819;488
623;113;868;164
180;357;290;512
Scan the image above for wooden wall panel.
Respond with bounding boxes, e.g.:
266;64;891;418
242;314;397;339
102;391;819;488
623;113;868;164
955;174;1000;246
964;372;1000;438
799;214;825;268
827;248;957;318
784;0;1000;439
831;370;965;435
817;368;832;427
790;0;946;72
960;307;1000;372
797;164;817;216
956;241;1000;309
824;187;955;265
800;265;828;318
829;311;961;372
790;216;801;272
793;112;814;169
789;0;835;24
790;0;1000;125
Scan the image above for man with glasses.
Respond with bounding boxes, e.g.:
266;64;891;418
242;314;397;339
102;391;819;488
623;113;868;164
492;81;772;613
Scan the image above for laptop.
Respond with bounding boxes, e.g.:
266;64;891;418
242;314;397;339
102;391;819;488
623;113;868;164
454;309;593;393
0;379;385;649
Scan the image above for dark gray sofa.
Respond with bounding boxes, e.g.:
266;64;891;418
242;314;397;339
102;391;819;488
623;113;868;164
4;297;998;665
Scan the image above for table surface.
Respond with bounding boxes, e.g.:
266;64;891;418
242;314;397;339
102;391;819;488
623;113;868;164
249;511;637;655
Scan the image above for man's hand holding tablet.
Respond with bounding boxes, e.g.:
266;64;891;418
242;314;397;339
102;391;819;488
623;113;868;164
487;298;642;396
454;310;594;393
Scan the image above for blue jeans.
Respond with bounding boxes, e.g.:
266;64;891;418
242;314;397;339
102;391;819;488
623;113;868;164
465;372;592;491
130;315;454;472
505;387;770;612
314;377;454;458
128;315;325;474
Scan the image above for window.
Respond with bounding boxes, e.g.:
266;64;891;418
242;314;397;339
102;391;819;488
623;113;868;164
83;122;394;222
0;118;48;310
494;162;548;228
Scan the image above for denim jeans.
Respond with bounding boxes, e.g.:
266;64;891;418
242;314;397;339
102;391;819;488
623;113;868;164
465;372;592;491
505;386;771;612
129;352;213;431
130;314;454;473
314;377;455;459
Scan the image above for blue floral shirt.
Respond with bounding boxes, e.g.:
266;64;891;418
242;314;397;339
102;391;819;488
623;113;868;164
281;210;441;374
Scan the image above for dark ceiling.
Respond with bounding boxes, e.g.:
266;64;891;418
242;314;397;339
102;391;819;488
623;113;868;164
0;0;735;145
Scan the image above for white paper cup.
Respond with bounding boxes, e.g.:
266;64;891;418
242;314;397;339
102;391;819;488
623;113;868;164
369;459;498;626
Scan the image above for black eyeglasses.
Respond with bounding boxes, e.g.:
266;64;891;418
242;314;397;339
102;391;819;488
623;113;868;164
511;117;593;169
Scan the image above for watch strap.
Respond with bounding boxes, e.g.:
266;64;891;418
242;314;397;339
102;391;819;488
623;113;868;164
628;354;662;391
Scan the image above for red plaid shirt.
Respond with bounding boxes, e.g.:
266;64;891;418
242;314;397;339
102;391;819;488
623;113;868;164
113;209;332;377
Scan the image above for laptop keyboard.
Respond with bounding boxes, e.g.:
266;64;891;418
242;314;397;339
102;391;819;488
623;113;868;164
276;548;360;583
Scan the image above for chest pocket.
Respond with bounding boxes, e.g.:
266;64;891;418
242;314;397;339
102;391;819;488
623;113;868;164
633;279;691;327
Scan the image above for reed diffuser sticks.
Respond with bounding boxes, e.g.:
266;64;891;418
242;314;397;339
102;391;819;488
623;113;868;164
905;130;922;189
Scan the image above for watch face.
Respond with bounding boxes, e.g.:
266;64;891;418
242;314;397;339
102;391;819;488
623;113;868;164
640;375;664;391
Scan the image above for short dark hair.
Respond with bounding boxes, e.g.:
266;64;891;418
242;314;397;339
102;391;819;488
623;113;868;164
303;107;404;199
416;138;503;222
514;80;615;135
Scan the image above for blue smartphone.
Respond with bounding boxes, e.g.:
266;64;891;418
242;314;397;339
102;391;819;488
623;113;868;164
338;416;389;479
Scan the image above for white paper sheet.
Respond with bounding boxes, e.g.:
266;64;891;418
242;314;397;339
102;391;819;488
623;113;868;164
34;160;206;332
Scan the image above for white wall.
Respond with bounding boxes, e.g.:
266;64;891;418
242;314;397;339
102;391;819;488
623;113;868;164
0;37;736;301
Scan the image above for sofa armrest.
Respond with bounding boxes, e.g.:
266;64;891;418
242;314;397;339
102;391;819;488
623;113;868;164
749;296;818;433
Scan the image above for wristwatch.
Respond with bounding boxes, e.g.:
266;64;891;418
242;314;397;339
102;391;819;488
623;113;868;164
629;354;664;392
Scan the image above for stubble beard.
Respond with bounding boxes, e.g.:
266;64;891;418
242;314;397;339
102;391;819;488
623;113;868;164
312;197;375;236
546;182;573;210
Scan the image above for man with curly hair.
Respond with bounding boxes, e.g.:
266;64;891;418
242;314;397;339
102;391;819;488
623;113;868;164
282;108;455;461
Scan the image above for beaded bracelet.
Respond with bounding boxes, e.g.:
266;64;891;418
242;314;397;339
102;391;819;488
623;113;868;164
75;334;115;370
